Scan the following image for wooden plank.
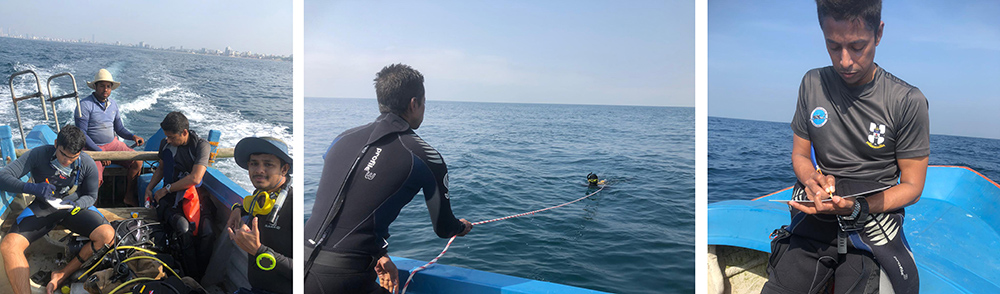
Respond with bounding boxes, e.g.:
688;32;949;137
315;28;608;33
15;148;235;161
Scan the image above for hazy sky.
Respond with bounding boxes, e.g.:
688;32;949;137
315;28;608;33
306;1;694;107
709;0;1000;139
0;0;292;56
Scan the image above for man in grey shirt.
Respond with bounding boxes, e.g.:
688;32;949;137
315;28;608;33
764;1;929;293
0;126;114;294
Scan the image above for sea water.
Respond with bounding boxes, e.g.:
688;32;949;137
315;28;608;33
305;98;695;293
709;116;1000;202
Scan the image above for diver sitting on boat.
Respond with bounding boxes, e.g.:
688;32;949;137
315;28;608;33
75;68;145;206
228;136;292;294
764;1;928;293
0;125;114;294
144;111;215;280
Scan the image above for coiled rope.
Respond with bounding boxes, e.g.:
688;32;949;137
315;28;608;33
401;185;607;293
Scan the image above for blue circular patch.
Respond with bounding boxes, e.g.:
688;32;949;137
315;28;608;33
810;107;828;128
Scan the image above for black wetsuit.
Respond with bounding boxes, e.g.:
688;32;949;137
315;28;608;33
243;185;292;294
304;113;466;293
0;145;106;242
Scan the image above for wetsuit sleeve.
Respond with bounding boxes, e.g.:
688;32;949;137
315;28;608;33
255;245;291;280
75;102;103;151
409;136;465;238
112;105;136;141
790;70;815;140
893;88;930;159
72;155;100;209
0;148;38;193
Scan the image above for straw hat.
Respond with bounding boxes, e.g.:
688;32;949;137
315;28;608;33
86;69;121;90
235;137;292;174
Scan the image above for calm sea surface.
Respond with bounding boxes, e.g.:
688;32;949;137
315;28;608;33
709;116;1000;202
1;37;292;189
305;98;695;293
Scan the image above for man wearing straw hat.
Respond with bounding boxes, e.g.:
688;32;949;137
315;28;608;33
75;68;144;205
227;136;293;294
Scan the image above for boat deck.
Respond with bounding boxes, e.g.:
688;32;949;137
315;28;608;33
708;166;1000;293
0;207;155;294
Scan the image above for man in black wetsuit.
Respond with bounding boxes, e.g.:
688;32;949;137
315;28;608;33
763;1;928;293
304;63;473;293
228;136;292;294
0;126;113;294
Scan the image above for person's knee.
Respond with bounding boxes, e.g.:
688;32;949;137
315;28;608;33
91;224;116;246
0;233;29;255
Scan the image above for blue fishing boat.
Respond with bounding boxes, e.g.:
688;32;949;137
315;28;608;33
708;165;1000;293
1;70;252;294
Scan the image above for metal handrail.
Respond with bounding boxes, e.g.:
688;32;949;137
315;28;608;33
46;72;83;132
7;70;51;148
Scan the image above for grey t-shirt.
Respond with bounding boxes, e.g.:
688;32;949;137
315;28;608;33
0;145;100;210
791;66;930;185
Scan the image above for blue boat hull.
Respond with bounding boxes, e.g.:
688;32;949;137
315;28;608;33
391;256;609;294
708;165;1000;293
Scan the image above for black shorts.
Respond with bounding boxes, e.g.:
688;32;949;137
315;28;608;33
304;248;388;294
9;204;109;243
762;231;886;294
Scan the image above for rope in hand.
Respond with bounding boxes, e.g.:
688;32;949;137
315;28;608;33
400;185;607;294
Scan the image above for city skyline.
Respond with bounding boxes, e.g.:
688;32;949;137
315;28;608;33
0;28;290;61
0;0;291;57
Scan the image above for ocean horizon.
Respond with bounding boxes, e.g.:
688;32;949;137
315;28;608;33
306;97;696;293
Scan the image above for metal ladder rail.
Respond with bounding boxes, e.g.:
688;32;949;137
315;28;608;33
7;70;51;148
45;72;83;132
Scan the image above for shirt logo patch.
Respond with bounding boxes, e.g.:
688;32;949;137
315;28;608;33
810;107;828;128
866;122;887;149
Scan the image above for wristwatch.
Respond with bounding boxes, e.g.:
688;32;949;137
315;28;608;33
164;184;172;193
838;197;869;231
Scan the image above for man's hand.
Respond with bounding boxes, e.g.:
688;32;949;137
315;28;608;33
101;160;111;167
227;206;244;232
133;135;145;147
788;194;855;215
154;187;170;201
228;216;262;254
374;255;398;294
23;182;56;198
456;219;473;236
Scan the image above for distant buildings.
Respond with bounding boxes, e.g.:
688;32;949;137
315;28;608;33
0;29;291;62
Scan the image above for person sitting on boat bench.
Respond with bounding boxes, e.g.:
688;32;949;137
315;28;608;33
227;136;292;294
0;125;114;294
763;1;929;293
144;111;215;280
304;64;473;294
75;68;145;206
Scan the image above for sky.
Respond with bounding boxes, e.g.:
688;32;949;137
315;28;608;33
0;0;292;56
709;0;1000;139
305;1;694;107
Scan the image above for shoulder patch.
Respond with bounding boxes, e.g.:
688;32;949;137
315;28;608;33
810;107;828;128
